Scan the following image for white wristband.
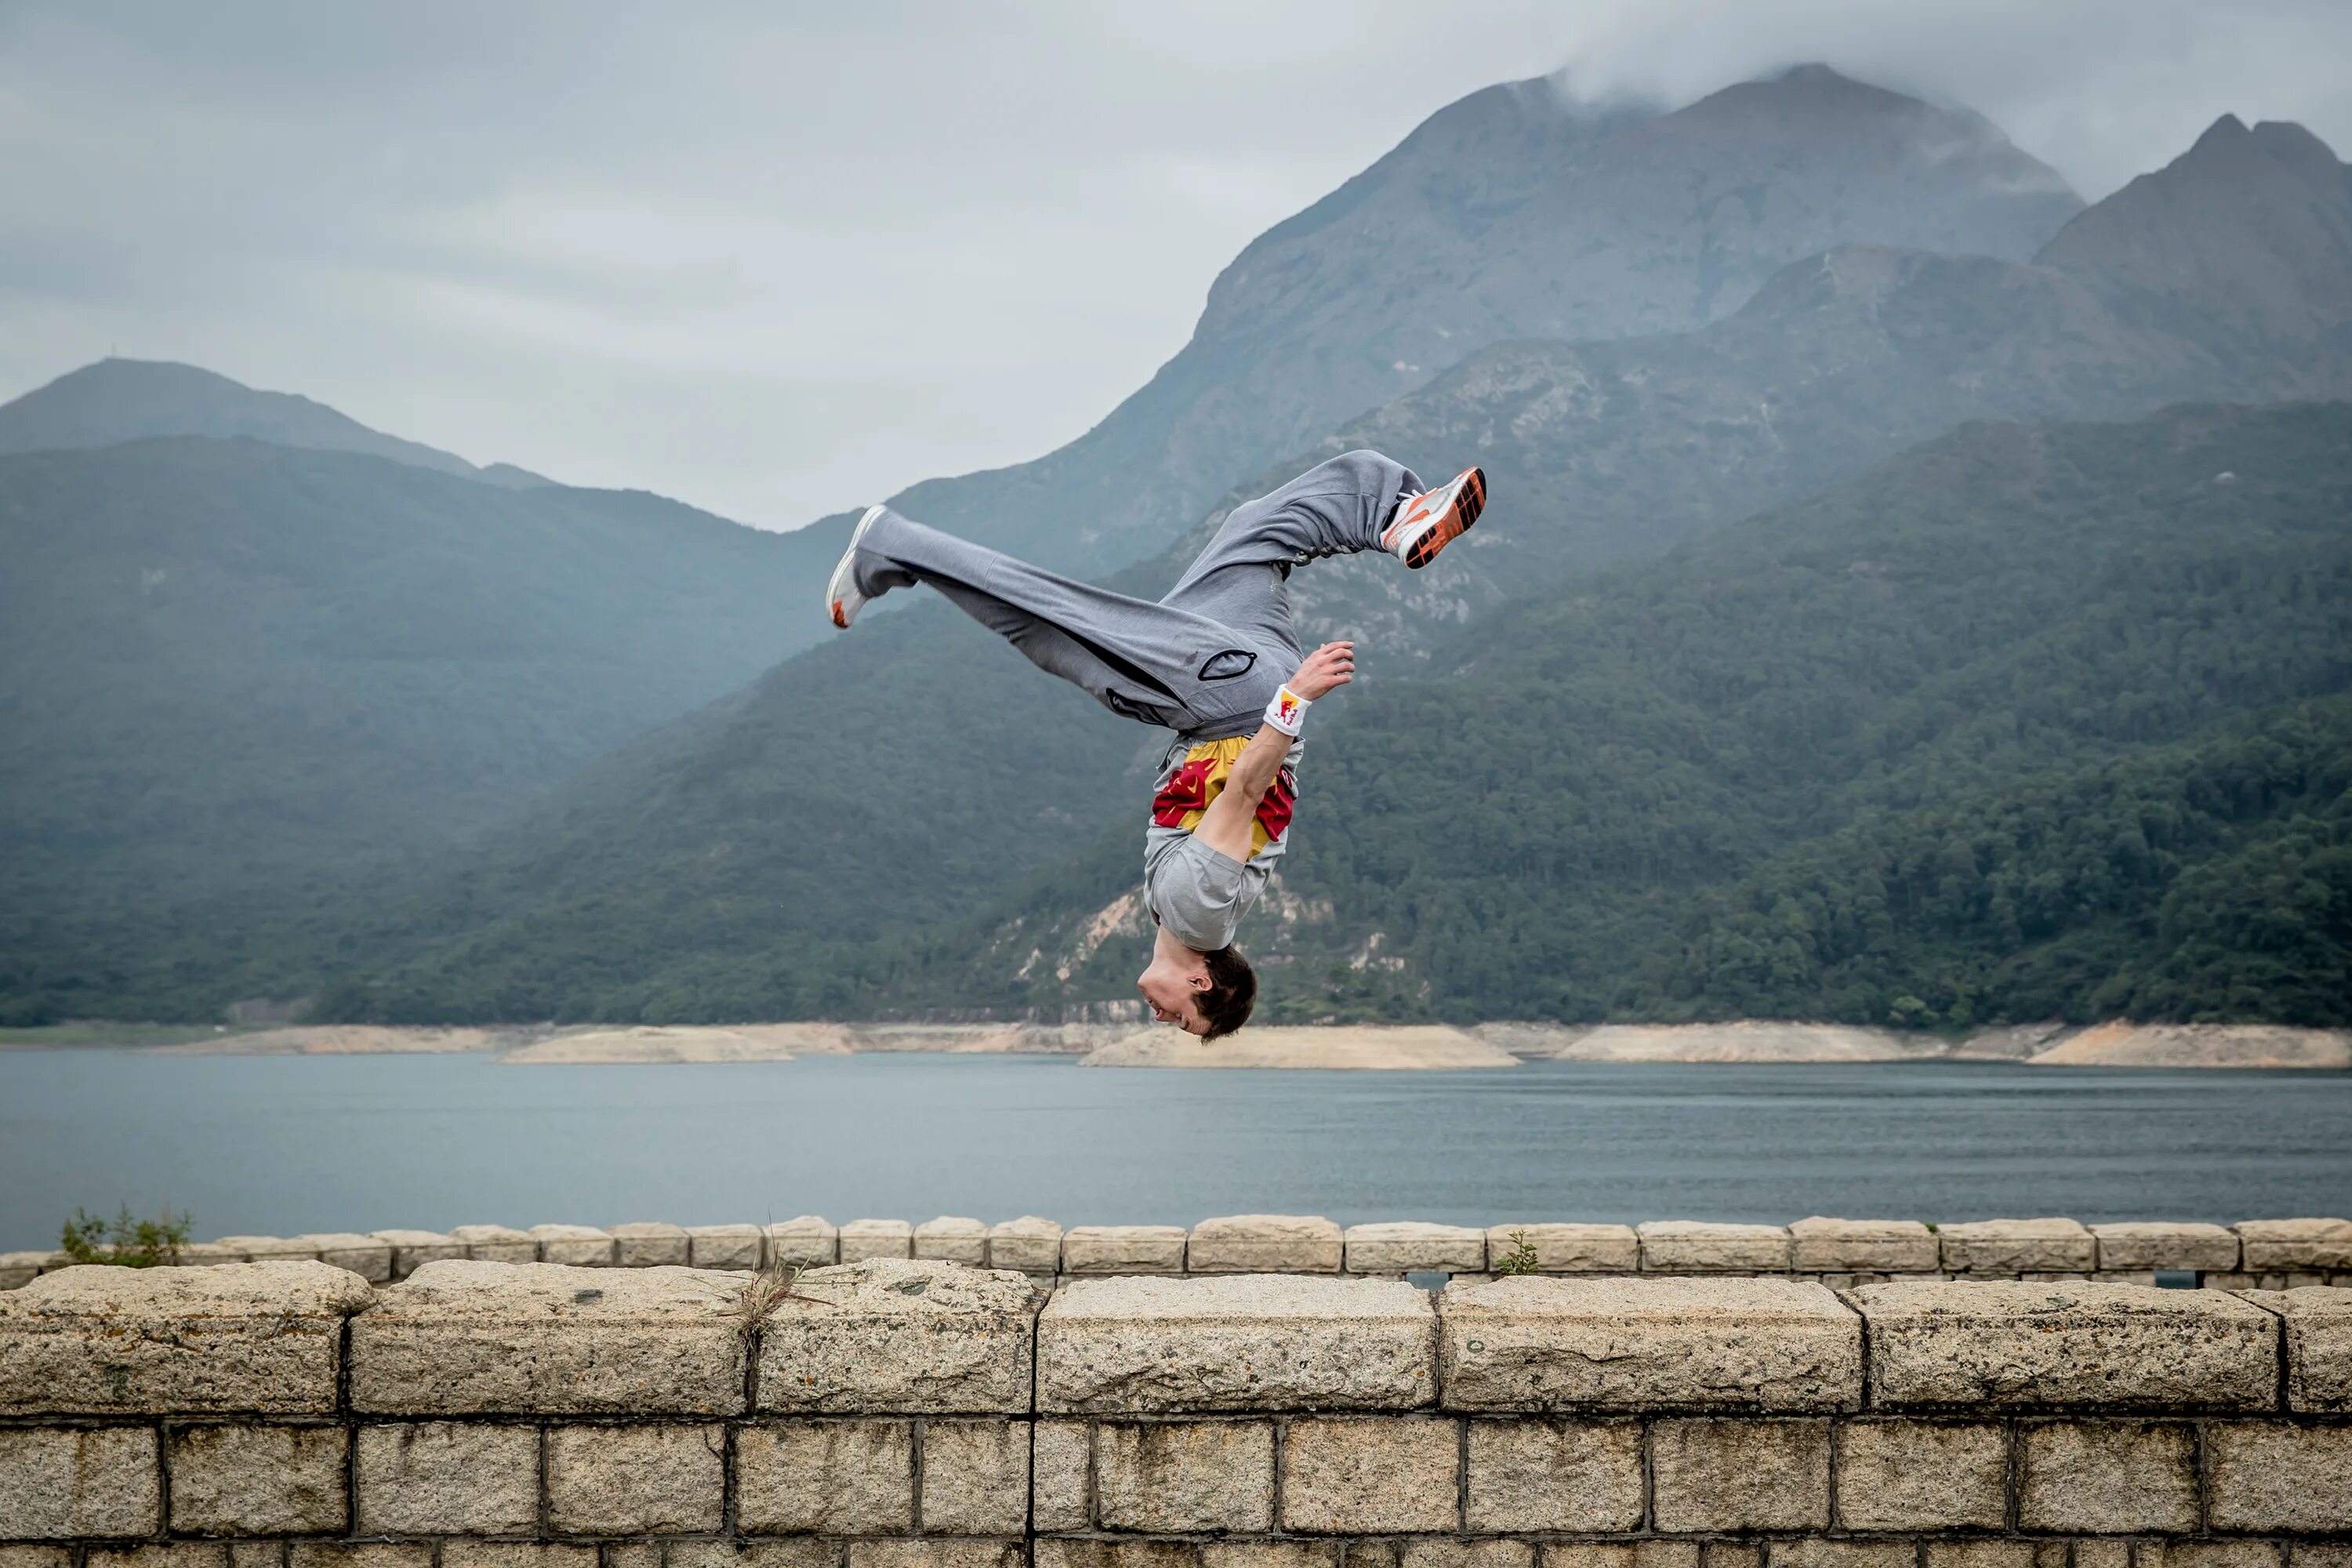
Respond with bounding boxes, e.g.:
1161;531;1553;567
1264;685;1310;735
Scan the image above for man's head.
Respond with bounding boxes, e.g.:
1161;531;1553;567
1136;939;1256;1040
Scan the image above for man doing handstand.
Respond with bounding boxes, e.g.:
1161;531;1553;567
824;450;1486;1040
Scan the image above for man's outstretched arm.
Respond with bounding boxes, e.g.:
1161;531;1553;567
1191;641;1354;864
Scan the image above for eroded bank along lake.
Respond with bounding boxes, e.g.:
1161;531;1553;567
2;1051;2347;1250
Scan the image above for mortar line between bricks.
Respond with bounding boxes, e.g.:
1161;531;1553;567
1271;1415;1287;1538
1640;1418;1657;1534
1455;1414;1470;1534
912;1415;927;1536
2005;1418;2024;1534
538;1422;551;1542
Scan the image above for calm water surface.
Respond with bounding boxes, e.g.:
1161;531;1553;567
1;1051;2347;1250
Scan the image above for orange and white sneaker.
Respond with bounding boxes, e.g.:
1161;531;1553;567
1379;466;1486;569
826;505;886;629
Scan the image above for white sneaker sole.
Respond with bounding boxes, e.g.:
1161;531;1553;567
827;504;886;629
1382;466;1486;570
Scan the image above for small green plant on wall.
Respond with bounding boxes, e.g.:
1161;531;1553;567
59;1205;193;1267
1495;1229;1540;1276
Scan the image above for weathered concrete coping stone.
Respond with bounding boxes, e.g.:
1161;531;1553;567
1040;1272;1435;1413
1345;1221;1487;1274
609;1221;692;1268
1938;1218;2096;1274
987;1216;1064;1274
2238;1285;2352;1411
2091;1222;2239;1272
528;1224;615;1266
840;1218;916;1263
2235;1218;2352;1272
1485;1224;1639;1273
212;1235;326;1264
914;1217;990;1266
1639;1221;1791;1273
448;1224;538;1264
292;1232;394;1283
1189;1215;1342;1274
1854;1279;2278;1408
0;1261;371;1414
373;1229;466;1276
350;1259;746;1415
765;1216;840;1269
1063;1225;1187;1276
755;1257;1034;1414
688;1223;765;1271
1788;1218;1939;1273
1439;1275;1860;1412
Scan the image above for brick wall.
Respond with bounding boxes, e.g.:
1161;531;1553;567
2;1258;2346;1560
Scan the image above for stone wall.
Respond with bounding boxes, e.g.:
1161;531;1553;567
9;1218;2347;1294
2;1258;2347;1559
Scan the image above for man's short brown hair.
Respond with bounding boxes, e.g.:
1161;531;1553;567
1197;946;1257;1041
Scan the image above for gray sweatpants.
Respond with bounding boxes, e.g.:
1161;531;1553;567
844;448;1421;739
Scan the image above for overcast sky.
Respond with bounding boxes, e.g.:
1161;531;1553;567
4;1;2348;529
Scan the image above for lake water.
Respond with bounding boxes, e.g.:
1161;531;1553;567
2;1051;2347;1251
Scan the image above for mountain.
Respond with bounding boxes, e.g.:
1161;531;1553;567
254;401;2352;1029
0;437;847;921
879;64;2082;568
0;358;528;481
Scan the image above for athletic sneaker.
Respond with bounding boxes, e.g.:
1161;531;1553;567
826;505;886;629
1379;466;1485;569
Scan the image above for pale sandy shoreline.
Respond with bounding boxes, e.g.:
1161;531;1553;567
5;1018;2347;1069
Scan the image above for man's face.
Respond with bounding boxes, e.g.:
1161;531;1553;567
1136;959;1210;1035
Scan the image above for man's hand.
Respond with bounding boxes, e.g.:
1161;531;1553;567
1287;641;1355;701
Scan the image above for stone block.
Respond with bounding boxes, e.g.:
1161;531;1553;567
290;1548;433;1568
1766;1547;1915;1568
849;1547;1025;1568
914;1217;990;1266
0;1261;368;1414
0;1550;71;1568
1040;1273;1436;1413
292;1231;394;1282
1281;1417;1461;1533
442;1549;597;1568
768;1215;840;1269
1095;1419;1274;1533
841;1218;916;1262
0;1426;159;1537
610;1221;693;1267
1538;1548;1699;1568
350;1258;746;1414
2238;1285;2352;1410
1399;1547;1534;1568
1033;1418;1091;1530
167;1422;347;1534
2018;1420;2198;1532
756;1258;1033;1414
1788;1218;1939;1273
1938;1218;2095;1275
1034;1548;1198;1568
1854;1279;2276;1407
1833;1420;2008;1530
528;1223;615;1265
1345;1222;1488;1274
373;1229;466;1276
1485;1225;1639;1274
1651;1418;1828;1532
211;1236;322;1263
1203;1548;1340;1568
2207;1421;2352;1530
688;1223;766;1270
94;1551;281;1568
737;1419;915;1533
2089;1222;2239;1272
921;1419;1029;1535
448;1224;539;1263
1188;1214;1342;1273
356;1421;540;1534
546;1423;724;1533
1464;1419;1643;1532
2073;1545;2128;1568
1062;1225;1189;1275
2136;1548;2281;1568
1439;1276;1860;1412
2235;1218;2352;1271
987;1215;1063;1274
1637;1221;1790;1272
684;1547;841;1568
